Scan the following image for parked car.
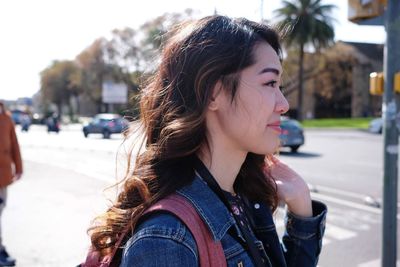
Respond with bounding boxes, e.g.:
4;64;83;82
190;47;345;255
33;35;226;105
83;113;129;139
368;117;382;134
279;117;305;153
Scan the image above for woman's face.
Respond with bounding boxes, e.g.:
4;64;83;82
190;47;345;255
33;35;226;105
213;41;289;155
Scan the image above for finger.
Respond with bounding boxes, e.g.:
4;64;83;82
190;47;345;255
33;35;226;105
270;155;280;164
263;165;272;176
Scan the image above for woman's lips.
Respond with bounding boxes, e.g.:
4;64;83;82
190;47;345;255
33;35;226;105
267;122;282;134
267;125;282;133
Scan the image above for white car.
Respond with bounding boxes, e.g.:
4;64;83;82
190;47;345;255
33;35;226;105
369;118;382;134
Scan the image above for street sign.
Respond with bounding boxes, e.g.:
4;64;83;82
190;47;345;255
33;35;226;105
102;80;128;104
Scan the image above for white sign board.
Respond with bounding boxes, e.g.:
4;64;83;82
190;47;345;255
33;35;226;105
102;81;128;104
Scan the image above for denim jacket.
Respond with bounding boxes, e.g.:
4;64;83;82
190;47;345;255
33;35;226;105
120;174;327;267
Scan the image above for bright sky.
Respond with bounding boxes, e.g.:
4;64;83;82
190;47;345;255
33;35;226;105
0;0;386;101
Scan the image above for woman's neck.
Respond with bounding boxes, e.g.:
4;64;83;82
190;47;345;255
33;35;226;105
197;144;247;194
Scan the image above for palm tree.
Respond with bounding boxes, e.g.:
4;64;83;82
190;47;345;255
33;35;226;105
274;0;336;121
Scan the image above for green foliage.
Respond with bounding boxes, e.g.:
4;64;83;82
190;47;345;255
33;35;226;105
275;0;336;49
302;117;373;128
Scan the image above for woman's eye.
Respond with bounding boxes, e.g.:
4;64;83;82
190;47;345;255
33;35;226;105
264;80;278;88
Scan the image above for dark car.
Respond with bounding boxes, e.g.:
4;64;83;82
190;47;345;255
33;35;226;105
279;117;305;153
83;113;128;139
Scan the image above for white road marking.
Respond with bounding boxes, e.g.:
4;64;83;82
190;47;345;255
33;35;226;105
311;192;381;215
358;224;371;231
309;183;374;200
312;192;400;220
358;258;399;267
322;237;331;246
324;224;356;240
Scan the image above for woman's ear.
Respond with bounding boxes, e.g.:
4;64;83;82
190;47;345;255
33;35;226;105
208;81;223;111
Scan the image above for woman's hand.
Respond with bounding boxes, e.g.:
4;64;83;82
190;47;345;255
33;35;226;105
265;155;312;217
13;172;22;182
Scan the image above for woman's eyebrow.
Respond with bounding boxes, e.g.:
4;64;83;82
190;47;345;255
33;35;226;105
258;67;280;75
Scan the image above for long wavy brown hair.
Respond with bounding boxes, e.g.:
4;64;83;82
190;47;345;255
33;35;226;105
89;15;283;257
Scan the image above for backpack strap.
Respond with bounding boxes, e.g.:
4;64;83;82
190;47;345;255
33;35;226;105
81;193;226;267
143;193;227;267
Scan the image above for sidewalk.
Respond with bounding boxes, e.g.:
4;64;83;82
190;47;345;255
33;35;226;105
4;160;110;267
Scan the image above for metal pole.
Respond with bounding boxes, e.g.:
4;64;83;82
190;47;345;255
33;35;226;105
382;0;400;266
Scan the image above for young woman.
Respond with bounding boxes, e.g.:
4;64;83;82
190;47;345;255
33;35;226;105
88;15;327;267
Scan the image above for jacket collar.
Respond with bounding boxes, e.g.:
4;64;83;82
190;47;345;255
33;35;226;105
177;174;235;241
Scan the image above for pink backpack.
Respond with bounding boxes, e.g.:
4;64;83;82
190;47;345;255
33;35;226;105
81;193;227;267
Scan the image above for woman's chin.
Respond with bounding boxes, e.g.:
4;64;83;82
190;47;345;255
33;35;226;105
252;145;280;155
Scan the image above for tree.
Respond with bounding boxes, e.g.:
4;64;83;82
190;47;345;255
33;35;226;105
281;42;358;118
40;10;196;117
274;0;336;120
76;38;107;113
105;27;140;72
40;60;82;119
138;9;195;68
76;38;139;114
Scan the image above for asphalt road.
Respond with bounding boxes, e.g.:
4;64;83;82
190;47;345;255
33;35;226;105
279;129;399;267
281;130;384;201
3;125;399;267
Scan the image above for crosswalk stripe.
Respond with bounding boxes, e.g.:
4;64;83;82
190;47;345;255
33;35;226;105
311;192;381;215
358;258;400;267
322;237;331;246
324;224;357;240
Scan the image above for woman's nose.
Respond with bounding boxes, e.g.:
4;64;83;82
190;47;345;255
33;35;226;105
276;94;289;114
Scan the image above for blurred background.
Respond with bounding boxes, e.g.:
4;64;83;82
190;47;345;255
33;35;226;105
0;0;397;266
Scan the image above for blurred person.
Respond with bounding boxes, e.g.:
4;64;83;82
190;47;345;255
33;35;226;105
0;102;22;266
85;15;327;267
20;114;31;132
46;113;60;133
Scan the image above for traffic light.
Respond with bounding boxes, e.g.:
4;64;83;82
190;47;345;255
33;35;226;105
348;0;386;22
370;72;384;95
395;72;400;93
370;72;400;95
